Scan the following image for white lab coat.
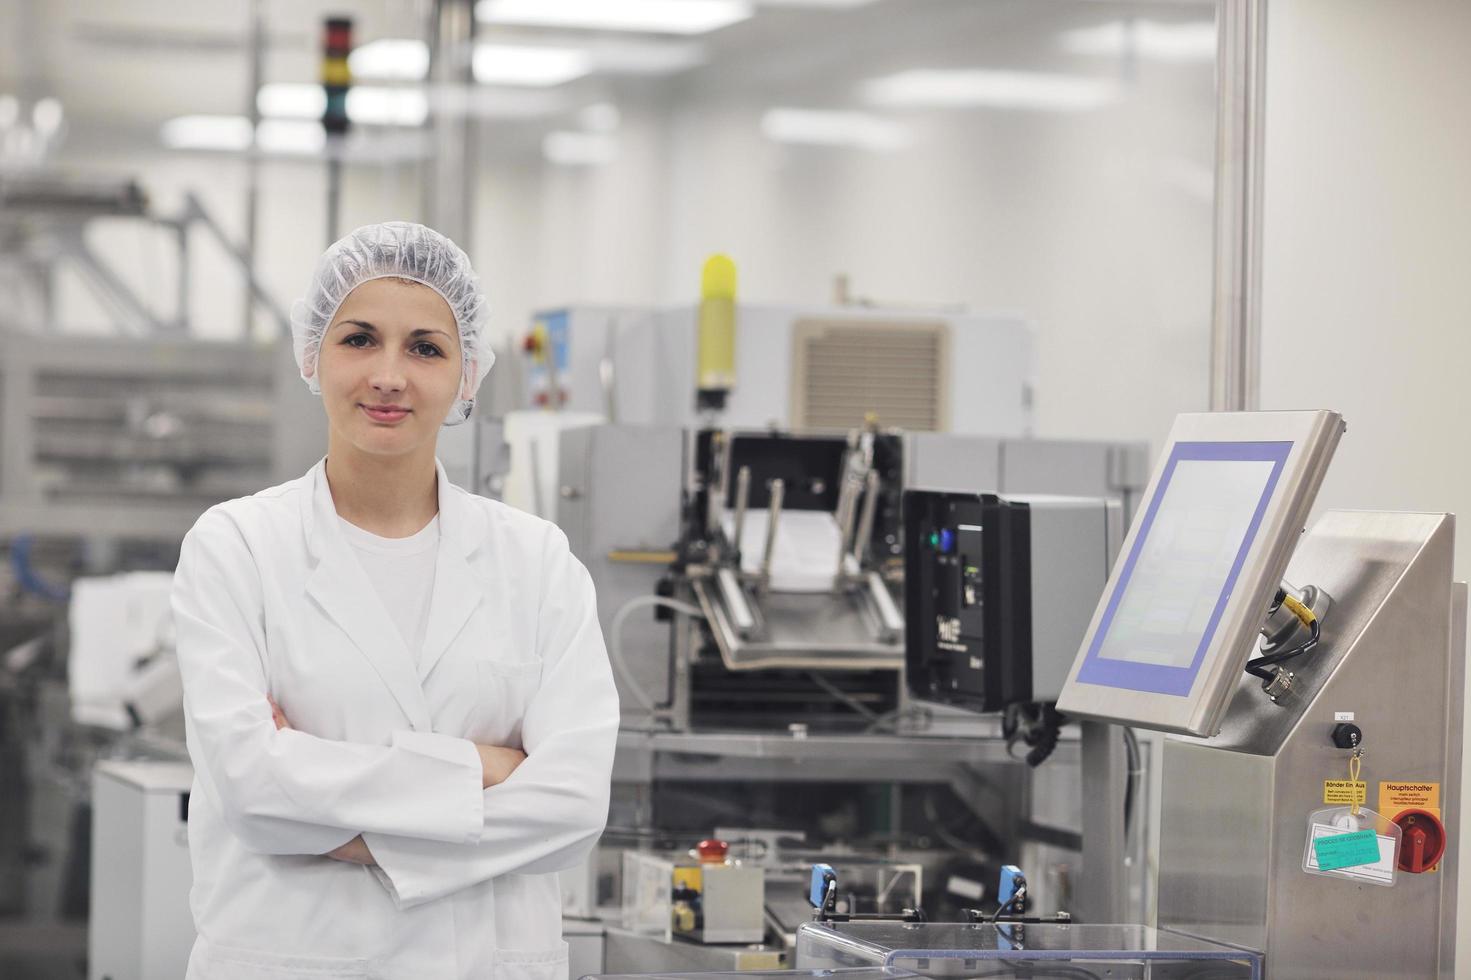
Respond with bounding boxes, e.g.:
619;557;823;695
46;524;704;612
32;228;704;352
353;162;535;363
171;458;619;980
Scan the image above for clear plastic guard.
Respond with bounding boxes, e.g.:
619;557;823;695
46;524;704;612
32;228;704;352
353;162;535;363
1302;805;1402;887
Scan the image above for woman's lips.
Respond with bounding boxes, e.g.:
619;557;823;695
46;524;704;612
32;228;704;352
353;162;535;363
361;405;410;424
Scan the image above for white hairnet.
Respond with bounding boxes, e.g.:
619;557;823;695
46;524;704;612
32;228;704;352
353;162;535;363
290;221;492;426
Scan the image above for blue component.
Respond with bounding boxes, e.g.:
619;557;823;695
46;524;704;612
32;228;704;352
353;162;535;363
997;865;1026;915
938;528;955;554
810;863;836;908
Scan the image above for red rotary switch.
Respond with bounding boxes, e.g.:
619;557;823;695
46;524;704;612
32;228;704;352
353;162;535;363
1393;809;1447;873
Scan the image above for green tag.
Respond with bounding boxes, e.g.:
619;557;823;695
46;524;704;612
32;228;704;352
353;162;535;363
1313;829;1381;871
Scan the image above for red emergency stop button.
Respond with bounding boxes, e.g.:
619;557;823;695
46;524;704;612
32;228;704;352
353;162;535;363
697;839;729;864
1393;809;1447;873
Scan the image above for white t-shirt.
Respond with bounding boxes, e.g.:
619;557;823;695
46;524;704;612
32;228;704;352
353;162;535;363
338;514;440;663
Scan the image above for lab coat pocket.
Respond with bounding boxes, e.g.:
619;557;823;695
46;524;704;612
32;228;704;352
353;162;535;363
193;938;369;978
493;940;569;980
475;658;542;744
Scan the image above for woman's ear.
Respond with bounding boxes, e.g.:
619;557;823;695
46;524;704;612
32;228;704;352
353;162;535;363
460;359;477;400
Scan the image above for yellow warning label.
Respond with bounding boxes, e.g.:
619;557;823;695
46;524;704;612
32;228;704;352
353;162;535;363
1378;781;1440;818
1323;780;1367;805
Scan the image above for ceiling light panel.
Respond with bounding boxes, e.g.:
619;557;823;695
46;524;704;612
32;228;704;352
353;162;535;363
863;69;1118;112
477;0;751;35
257;83;428;126
349;38;431;80
160;115;253;151
473;44;592;85
761;107;909;151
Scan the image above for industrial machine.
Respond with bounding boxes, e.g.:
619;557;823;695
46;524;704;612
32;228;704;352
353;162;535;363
802;409;1462;977
587;409;1465;979
516;275;1151;969
536;418;1147;971
548;423;1144;734
1058;409;1462;977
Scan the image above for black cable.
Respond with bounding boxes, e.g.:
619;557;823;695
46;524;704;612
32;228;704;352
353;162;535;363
1245;616;1319;680
1245;588;1321;681
987;884;1026;924
1122;726;1140;836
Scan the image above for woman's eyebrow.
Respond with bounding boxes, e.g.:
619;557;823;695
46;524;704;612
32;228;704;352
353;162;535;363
334;320;450;340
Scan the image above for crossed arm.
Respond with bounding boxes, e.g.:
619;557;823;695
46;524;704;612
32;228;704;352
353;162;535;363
173;509;620;908
265;696;527;867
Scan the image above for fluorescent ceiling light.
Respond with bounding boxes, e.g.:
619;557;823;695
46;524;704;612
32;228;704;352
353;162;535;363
753;0;876;7
543;130;617;166
349;38;431;80
474;44;591;85
161;115;253;151
348;38;596;87
256;119;326;154
257;83;428;126
582;37;705;74
257;82;325;119
1061;20;1217;62
347;88;430;126
761;107;909;151
863;69;1118;111
477;0;751;35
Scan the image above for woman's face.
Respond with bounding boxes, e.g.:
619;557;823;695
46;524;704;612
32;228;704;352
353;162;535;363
313;278;466;458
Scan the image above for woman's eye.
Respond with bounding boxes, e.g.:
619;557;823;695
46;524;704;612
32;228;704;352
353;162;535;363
412;342;444;358
343;333;372;348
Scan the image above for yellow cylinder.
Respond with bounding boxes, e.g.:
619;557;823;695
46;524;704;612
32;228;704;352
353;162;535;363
696;254;737;404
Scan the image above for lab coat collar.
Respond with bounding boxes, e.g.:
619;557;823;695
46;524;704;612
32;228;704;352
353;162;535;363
301;458;487;729
418;461;487;683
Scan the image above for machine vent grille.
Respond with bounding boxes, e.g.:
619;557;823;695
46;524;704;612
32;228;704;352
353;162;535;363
790;319;950;431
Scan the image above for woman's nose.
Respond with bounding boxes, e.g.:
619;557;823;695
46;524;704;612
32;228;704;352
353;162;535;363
368;353;407;393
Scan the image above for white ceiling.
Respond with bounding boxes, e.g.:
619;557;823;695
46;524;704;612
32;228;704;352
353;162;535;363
1;0;1216;156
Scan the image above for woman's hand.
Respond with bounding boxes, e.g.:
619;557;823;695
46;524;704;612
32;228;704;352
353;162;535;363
268;696;291;731
326;835;376;866
476;744;527;789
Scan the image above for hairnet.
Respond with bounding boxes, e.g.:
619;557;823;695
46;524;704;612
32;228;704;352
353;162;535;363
289;221;492;426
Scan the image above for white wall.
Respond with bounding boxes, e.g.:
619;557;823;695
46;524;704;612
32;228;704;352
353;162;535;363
1261;0;1471;573
1259;1;1471;971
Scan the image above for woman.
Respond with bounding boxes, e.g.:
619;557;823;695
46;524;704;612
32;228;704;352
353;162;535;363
172;222;619;980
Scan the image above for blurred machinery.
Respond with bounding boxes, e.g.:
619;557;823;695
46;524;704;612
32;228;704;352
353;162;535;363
0;174;288;338
0;173;320;942
0;333;322;540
